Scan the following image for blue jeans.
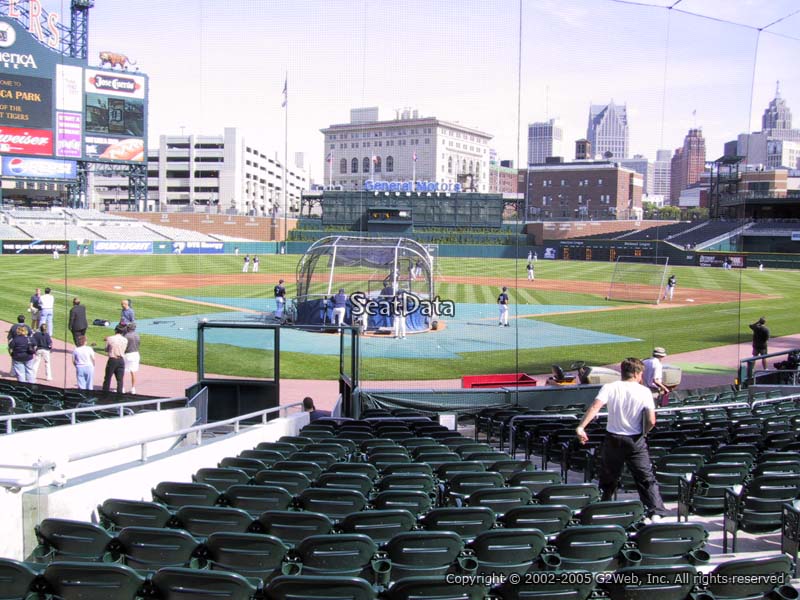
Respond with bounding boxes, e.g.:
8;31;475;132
76;365;94;390
12;359;35;383
39;309;53;335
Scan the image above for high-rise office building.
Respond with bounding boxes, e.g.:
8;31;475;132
651;149;672;199
587;101;629;160
527;119;564;165
670;129;706;203
762;81;792;131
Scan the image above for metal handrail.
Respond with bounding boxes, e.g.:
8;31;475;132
0;396;189;435
0;400;306;490
68;401;304;464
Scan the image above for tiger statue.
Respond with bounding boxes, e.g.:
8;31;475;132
99;51;136;70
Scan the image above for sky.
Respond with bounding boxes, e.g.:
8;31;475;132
26;0;800;180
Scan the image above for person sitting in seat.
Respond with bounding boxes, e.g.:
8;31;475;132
547;364;576;385
303;396;331;422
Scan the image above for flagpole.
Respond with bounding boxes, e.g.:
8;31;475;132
412;153;416;191
283;72;288;249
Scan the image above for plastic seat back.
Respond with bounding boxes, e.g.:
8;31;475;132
383;575;486;600
468;528;547;576
384;531;463;580
218;456;267;477
326;462;380;481
420;506;496;540
193;467;251;491
633;522;708;565
152;481;220;508
97;499;172;531
0;558;41;600
467;486;532;516
314;472;374;496
173;505;254;539
553;525;628;572
150;566;256;600
706;554;793;599
295;534;377;577
112;526;199;571
536;483;600;511
42;561;145;600
338;509;416;545
205;532;289;581
577;500;644;528
298;488;368;521
265;574;376;600
252;469;312;495
257;510;333;547
222;484;294;515
372;490;433;516
502;504;573;536
600;564;696;600
271;460;324;481
31;519;113;563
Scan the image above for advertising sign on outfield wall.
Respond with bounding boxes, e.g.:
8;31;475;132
2;240;67;254
93;241;153;254
172;241;225;254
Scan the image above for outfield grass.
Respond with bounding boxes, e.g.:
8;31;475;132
0;254;796;381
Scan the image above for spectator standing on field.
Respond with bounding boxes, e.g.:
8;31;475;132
68;297;88;345
120;299;135;325
576;357;667;521
39;287;55;336
29;288;42;330
8;314;32;341
9;328;36;383
72;335;95;391
31;324;53;381
123;323;141;395
102;324;128;394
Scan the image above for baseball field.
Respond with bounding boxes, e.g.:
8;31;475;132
0;253;796;382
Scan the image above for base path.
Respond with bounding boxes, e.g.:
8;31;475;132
68;272;767;308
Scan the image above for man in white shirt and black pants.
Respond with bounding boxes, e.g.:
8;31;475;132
576;357;667;520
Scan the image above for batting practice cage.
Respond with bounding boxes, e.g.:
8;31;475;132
294;236;435;332
606;255;670;305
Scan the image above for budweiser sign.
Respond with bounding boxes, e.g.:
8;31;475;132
0;126;53;156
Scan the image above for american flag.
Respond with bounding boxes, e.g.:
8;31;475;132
326;152;333;163
281;77;287;108
413;151;417;162
372;155;378;163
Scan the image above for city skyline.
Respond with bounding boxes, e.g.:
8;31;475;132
30;0;800;181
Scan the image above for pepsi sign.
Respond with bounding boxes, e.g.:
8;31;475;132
2;156;76;179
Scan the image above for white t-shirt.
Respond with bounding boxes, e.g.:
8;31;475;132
73;345;95;367
642;357;662;388
595;380;655;436
39;293;55;310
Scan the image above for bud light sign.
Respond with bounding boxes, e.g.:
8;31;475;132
2;156;76;179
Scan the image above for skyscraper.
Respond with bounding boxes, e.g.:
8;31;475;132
762;81;792;131
527;119;564;165
670;129;706;204
651;149;672;199
587;101;629;160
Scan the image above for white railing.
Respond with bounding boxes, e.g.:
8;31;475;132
0;400;304;490
0;396;189;435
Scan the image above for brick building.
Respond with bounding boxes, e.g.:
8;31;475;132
525;160;643;220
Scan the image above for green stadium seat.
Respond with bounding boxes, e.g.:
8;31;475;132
288;450;339;469
465;486;532;517
152;481;221;508
419;506;496;541
501;504;573;537
220;484;294;516
338;509;416;545
42;561;145;600
265;574;376;600
29;519;113;563
204;532;289;582
492;569;595;599
383;575;487;600
0;557;42;600
380;462;434;478
326;462;380;481
172;505;254;539
109;526;200;571
256;510;333;547
271;460;324;481
193;467;251;491
252;469;312;495
372;490;433;516
278;435;313;448
218;456;269;477
704;555;794;600
256;441;299;454
96;498;173;531
468;528;546;577
600;564;697;600
631;523;709;566
550;524;628;572
150;566;257;600
576;499;645;528
297;488;368;521
383;531;463;581
535;483;600;512
444;471;505;506
314;472;374;496
238;448;286;466
293;533;378;578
